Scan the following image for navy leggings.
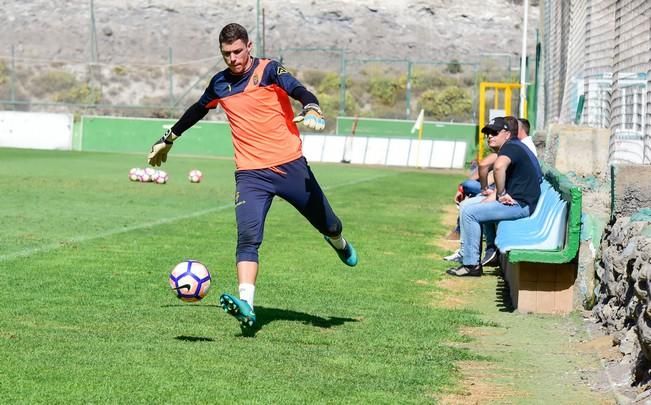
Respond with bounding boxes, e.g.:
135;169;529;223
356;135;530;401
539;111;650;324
234;157;342;263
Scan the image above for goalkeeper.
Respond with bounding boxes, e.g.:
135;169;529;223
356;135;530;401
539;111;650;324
147;22;358;334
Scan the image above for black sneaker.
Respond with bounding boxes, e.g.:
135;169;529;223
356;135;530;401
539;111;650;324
446;264;483;277
481;249;499;267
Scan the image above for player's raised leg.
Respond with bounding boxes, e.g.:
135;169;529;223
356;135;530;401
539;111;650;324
276;157;358;267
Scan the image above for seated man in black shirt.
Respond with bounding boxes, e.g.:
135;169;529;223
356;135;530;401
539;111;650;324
447;116;542;277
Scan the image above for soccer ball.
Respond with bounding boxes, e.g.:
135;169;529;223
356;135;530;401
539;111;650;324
142;167;156;182
129;168;140;181
137;168;151;182
154;170;168;184
188;169;203;183
168;260;212;302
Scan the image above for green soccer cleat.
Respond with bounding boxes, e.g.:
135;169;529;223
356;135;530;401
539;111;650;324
219;293;257;330
324;236;358;267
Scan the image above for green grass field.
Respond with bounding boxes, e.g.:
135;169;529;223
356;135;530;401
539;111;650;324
0;148;484;403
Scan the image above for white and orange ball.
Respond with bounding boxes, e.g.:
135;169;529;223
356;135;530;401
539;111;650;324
188;169;203;183
168;260;211;302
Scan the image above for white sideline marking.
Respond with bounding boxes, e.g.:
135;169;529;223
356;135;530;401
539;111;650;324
0;174;390;263
0;205;231;263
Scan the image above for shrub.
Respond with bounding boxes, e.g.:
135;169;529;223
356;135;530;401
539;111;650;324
316;92;359;117
411;68;456;91
447;59;462;74
317;72;344;95
54;83;102;104
0;61;8;85
302;69;327;88
35;71;79;93
113;66;128;76
369;75;404;106
418;86;472;121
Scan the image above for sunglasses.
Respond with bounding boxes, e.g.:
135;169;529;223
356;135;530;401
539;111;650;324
484;129;507;138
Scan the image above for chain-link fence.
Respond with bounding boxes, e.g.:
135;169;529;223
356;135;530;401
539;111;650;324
0;47;517;132
539;0;651;165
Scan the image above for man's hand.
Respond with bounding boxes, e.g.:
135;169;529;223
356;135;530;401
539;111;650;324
147;129;178;167
293;103;325;131
479;187;496;203
498;192;517;206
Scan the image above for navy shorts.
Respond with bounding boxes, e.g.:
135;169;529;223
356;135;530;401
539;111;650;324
234;157;342;263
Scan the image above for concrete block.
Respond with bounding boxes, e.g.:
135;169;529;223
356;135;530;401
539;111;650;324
549;124;610;177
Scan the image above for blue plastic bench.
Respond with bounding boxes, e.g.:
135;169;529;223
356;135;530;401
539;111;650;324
493;166;582;314
495;180;568;251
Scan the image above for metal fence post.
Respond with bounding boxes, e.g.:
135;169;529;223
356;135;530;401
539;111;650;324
10;44;16;108
406;61;412;118
339;49;346;115
168;47;174;117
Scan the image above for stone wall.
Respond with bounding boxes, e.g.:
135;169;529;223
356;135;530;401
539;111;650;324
593;215;651;393
613;165;651;218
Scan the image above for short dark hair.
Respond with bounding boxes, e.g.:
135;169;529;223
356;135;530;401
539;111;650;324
219;23;249;45
504;116;519;139
518;118;530;136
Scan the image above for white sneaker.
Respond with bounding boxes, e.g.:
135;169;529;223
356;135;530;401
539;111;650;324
443;249;462;262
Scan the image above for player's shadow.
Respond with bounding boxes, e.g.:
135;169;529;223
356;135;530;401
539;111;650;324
241;306;359;338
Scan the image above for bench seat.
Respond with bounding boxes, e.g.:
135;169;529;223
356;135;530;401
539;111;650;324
494;166;582;314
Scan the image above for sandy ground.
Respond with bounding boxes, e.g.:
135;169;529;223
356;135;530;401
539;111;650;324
429;205;627;404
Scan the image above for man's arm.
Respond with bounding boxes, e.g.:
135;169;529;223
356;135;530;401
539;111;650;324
171;102;210;135
493;155;515;204
147;102;210;166
478;153;498;190
289;86;319;107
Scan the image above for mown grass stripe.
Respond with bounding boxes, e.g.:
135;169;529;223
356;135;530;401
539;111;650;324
0;174;390;263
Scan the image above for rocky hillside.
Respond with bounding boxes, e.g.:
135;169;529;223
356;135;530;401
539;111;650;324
0;0;539;119
2;0;539;65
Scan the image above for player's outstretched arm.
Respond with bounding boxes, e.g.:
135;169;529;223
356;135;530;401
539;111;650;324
147;129;178;167
146;102;209;166
293;103;325;131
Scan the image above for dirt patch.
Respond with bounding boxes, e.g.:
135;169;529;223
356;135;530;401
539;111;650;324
432;269;613;403
438;361;523;405
576;334;621;362
432;204;461;254
434;277;477;309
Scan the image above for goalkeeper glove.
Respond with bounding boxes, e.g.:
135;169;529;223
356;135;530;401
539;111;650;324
293;103;325;131
147;129;178;167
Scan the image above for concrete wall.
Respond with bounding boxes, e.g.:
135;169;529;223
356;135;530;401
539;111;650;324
0;111;73;150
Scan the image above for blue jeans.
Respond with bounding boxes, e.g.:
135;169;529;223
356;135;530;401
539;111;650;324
461;179;482;198
458;195;497;255
460;200;530;266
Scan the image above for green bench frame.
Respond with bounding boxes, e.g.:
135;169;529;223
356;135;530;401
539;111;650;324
507;164;582;264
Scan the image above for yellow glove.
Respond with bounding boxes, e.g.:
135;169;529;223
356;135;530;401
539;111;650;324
147;129;178;167
293;103;325;131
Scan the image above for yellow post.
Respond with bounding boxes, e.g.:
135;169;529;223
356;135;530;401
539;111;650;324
477;82;522;160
